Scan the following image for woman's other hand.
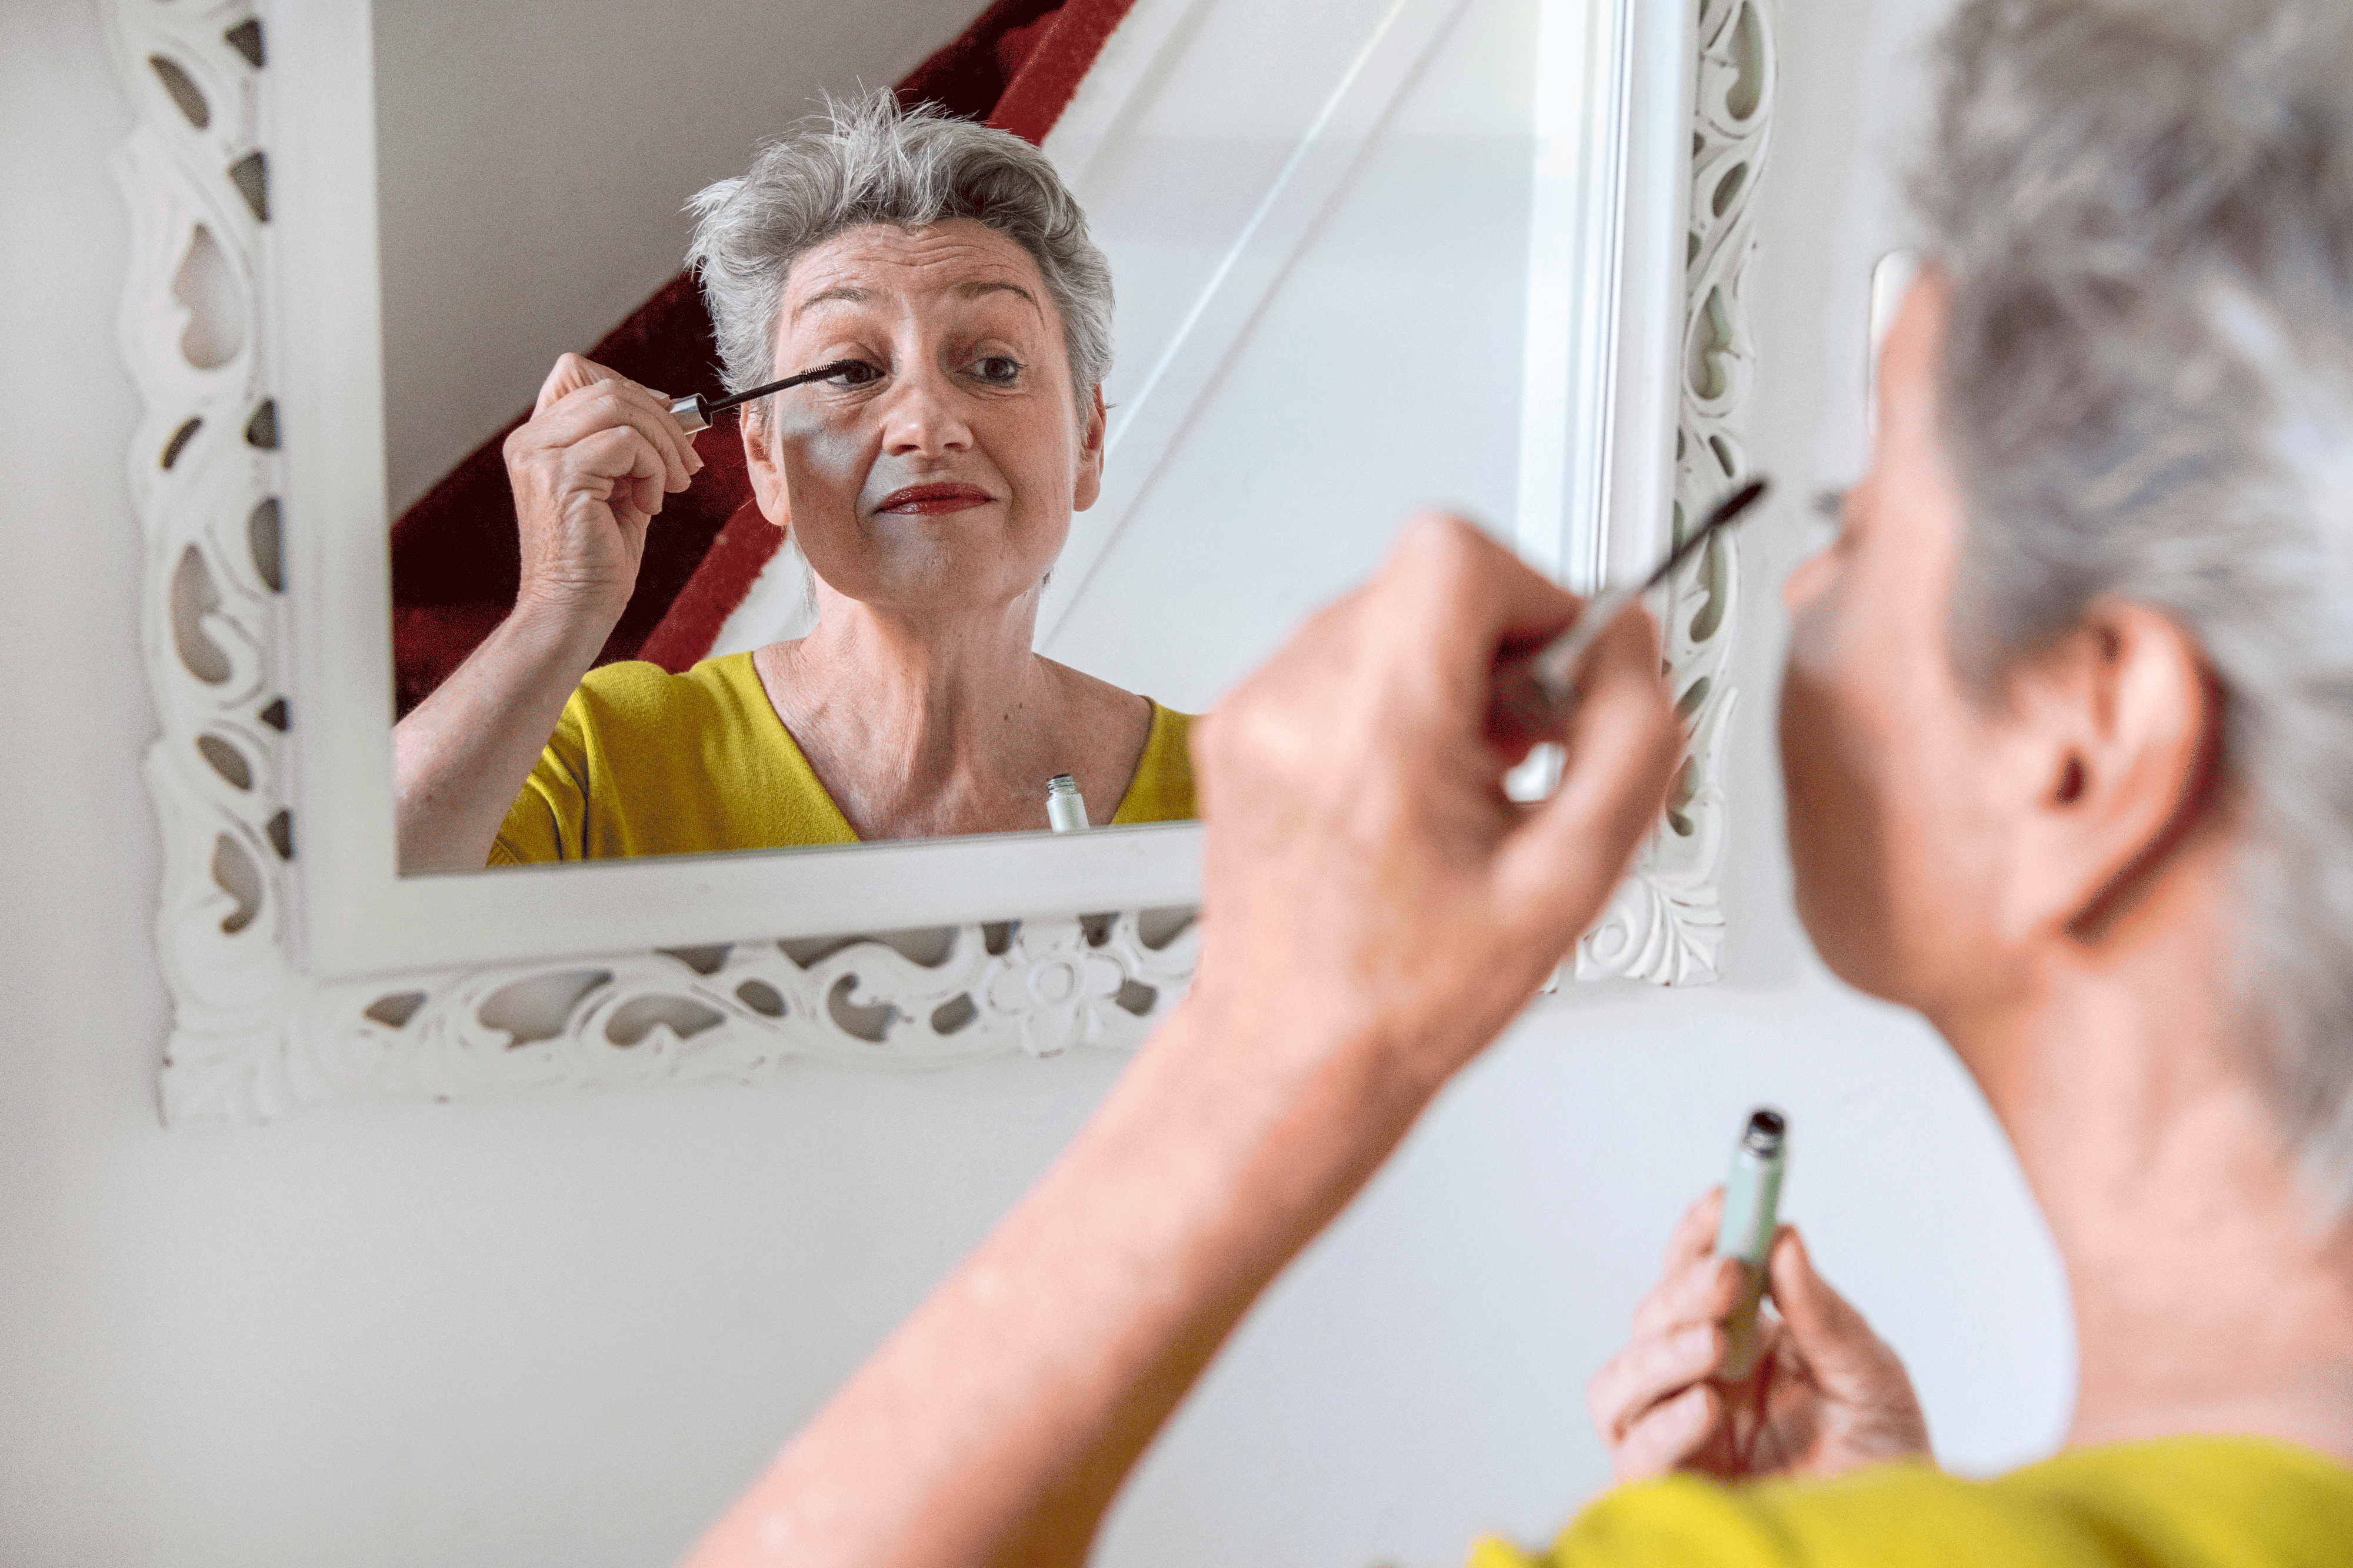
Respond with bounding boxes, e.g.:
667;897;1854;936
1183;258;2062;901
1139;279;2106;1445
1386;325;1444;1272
502;352;704;635
1589;1188;1931;1484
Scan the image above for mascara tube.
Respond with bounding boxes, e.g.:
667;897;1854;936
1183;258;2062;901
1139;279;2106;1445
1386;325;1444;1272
1714;1106;1788;1381
1046;774;1089;833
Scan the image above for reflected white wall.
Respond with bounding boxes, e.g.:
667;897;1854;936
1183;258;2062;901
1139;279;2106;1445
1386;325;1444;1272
1045;0;1538;713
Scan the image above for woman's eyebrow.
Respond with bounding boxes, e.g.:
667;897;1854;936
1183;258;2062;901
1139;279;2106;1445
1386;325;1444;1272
957;279;1041;314
789;280;1037;321
791;285;869;320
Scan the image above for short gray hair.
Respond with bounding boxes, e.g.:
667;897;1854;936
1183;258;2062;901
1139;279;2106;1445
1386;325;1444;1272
685;89;1114;418
1920;0;2353;1202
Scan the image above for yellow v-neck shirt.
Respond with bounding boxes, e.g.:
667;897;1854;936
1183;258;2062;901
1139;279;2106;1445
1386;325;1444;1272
488;652;1196;865
1470;1436;2353;1567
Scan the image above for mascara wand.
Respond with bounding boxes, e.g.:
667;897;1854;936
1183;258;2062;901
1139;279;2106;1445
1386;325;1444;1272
668;358;871;433
1494;477;1768;733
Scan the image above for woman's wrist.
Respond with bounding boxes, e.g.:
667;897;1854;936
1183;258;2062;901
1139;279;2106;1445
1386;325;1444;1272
1115;990;1441;1217
1171;946;1509;1127
502;588;623;670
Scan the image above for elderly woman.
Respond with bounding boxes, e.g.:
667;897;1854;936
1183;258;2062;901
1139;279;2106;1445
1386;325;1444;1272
1578;0;2353;1526
394;94;1193;872
663;2;2353;1565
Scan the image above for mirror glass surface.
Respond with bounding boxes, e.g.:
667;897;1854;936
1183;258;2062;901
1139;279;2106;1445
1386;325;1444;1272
376;0;1558;871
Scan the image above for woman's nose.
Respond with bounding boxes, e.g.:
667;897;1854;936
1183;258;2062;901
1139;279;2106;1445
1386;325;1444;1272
880;365;974;458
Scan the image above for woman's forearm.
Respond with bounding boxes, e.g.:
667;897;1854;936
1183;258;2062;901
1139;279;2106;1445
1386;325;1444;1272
392;604;610;872
674;518;1679;1568
678;996;1437;1568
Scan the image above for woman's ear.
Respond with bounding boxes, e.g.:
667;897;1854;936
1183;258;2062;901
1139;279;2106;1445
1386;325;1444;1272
1995;600;2220;942
741;413;789;529
1072;385;1107;513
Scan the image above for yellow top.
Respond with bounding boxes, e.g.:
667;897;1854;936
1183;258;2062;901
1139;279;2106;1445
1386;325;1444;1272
1468;1437;2353;1568
488;652;1196;865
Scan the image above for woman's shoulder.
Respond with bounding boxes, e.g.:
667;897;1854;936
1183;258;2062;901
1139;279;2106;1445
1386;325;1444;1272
546;651;855;851
1114;699;1198;825
1140;700;1198;756
1487;1440;2353;1568
1989;1435;2353;1554
569;652;767;732
1026;659;1191;823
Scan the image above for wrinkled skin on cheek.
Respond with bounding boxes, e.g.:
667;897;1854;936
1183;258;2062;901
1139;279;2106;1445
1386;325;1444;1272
1779;619;1904;996
770;401;1069;610
1777;275;2009;1018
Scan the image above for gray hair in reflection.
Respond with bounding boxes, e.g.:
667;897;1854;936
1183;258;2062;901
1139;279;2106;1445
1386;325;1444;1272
1921;0;2353;1204
685;89;1114;419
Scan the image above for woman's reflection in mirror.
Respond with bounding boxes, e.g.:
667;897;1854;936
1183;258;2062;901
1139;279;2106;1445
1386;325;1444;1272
391;92;1196;873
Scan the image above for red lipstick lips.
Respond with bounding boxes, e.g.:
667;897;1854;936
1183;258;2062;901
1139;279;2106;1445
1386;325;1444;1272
876;482;993;516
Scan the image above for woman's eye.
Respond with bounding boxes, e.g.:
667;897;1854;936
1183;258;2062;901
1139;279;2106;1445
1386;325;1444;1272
972;355;1022;385
829;359;882;387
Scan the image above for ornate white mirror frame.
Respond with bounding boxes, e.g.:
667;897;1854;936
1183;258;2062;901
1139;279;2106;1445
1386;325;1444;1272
110;0;1772;1121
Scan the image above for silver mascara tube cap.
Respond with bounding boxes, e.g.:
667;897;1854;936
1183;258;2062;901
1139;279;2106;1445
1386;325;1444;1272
668;393;711;434
1046;774;1089;833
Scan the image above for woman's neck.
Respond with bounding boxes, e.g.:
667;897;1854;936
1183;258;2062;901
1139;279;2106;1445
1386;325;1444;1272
753;585;1151;840
795;586;1052;731
1944;845;2353;1466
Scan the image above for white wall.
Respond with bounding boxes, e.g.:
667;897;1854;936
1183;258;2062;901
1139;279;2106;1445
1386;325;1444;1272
2;3;2071;1567
373;0;986;513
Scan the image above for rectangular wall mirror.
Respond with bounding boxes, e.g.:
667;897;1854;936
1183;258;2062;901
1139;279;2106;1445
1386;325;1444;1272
114;0;1768;1117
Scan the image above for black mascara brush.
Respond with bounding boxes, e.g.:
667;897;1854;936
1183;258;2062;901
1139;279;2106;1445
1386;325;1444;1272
667;359;872;433
1493;477;1768;733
